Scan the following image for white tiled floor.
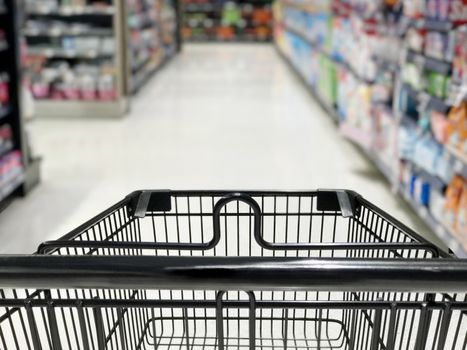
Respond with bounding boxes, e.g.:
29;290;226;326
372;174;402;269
0;43;444;253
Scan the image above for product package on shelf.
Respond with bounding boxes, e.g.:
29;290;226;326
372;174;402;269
447;102;467;154
444;176;467;246
372;104;398;170
451;25;467;85
0;124;13;156
28;59;117;101
0;151;23;190
182;0;273;42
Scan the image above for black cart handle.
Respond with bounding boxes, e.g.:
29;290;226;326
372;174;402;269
0;256;466;293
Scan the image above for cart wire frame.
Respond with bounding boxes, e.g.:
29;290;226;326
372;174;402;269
0;190;466;350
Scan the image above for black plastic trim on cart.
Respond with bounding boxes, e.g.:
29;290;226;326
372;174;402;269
128;190;172;217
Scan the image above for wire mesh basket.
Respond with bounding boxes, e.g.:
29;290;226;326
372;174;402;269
0;190;466;350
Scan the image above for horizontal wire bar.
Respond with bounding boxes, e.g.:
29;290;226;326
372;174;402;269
1;299;466;311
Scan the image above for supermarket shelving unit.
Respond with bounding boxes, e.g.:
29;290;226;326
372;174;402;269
0;0;40;210
24;1;129;118
24;0;180;115
127;0;179;94
275;0;467;257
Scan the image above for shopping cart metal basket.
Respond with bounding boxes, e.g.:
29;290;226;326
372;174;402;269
0;190;466;350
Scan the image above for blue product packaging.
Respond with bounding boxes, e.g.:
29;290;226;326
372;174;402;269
414;179;431;206
409;174;417;197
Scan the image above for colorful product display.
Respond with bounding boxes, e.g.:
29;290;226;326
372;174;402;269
0;151;23;191
275;0;467;256
127;0;177;93
0;124;14;156
0;0;40;206
0;72;10;109
444;176;467;243
0;0;30;203
182;0;273;42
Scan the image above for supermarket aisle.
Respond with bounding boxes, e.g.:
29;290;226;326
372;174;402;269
0;44;443;253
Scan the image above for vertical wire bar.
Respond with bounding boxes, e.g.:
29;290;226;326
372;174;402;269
222;204;229;348
449;307;463;350
0;322;8;350
134;308;145;349
39;298;53;349
77;303;90;350
316;309;322;350
216;292;225;350
348;310;357;350
64;290;80;349
152;309;157;350
92;305;105;350
1;290;22;350
174;196;181;257
282;309;288;350
247;292;256;350
415;304;430;350
385;304;397;350
370;309;382;350
324;213;338;344
102;305;114;349
46;301;62;350
199;197;208;345
117;308;126;350
436;303;452;350
128;302;138;349
11;289;32;350
186;197;197;350
397;297;410;349
25;301;42;350
236;201;240;348
461;335;467;350
183;309;190;350
354;307;365;350
152;208;164;348
428;314;440;350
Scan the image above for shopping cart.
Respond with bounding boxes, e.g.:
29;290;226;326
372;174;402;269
0;190;466;350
